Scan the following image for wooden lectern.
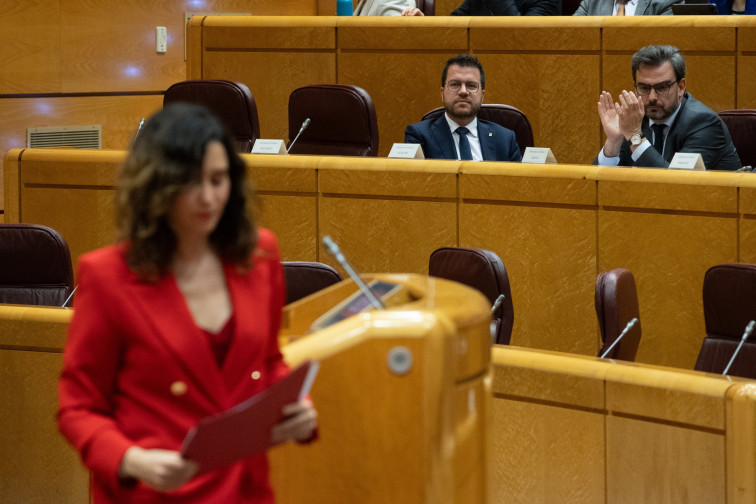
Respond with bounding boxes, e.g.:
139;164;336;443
270;273;493;504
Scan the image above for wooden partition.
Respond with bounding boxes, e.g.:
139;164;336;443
5;294;756;504
0;274;493;504
490;344;756;504
7;148;756;369
0;0;339;216
188;15;756;165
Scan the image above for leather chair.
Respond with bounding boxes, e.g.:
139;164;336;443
163;79;260;153
0;224;74;307
415;0;435;15
283;261;343;305
718;109;756;168
695;263;756;379
595;268;641;361
287;84;379;156
429;247;513;345
421;104;534;157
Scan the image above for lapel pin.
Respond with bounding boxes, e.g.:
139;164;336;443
489;133;493;136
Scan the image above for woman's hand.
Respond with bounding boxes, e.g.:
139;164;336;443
270;398;318;444
119;446;198;492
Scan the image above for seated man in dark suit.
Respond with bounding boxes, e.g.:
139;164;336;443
403;0;560;15
595;45;740;171
404;54;521;162
573;0;679;15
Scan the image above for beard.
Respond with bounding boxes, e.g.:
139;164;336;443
445;98;481;123
645;94;680;121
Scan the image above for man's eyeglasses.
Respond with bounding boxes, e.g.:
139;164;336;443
445;80;481;93
634;80;678;96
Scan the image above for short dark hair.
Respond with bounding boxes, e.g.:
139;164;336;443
631;45;686;83
442;54;486;90
117;103;256;280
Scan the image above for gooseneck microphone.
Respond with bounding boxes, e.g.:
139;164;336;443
722;320;755;375
491;294;505;315
61;285;78;308
322;236;385;310
600;317;639;359
287;118;311;153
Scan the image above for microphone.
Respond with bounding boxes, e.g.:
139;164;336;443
722;320;755;375
322;236;385;310
600;317;639;359
491;294;505;315
61;285;78;308
130;118;145;149
287;118;311;153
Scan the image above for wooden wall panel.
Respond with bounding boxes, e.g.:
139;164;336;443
0;1;62;94
737;19;756;108
203;52;337;143
492;399;605;504
338;19;467;156
0;350;89;504
606;417;725;503
0;94;160;212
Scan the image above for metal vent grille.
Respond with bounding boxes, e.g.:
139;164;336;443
27;125;102;149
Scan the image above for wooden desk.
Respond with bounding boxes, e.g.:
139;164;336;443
6;148;756;369
187;15;756;164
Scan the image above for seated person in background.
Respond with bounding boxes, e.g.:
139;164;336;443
404;54;521;162
595;45;740;171
710;0;750;14
355;0;416;15
403;0;560;15
573;0;679;15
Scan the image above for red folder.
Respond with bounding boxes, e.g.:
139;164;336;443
181;360;318;474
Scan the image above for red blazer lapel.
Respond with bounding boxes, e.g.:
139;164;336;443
126;274;230;410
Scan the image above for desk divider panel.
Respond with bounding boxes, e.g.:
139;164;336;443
7;148;756;370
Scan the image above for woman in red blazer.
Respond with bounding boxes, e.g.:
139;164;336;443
58;103;317;503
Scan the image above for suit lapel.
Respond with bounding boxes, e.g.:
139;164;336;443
126;274;229;409
477;121;496;161
430;115;458;160
636;0;650;14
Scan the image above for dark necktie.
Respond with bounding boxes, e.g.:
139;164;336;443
456;126;473;161
651;123;667;155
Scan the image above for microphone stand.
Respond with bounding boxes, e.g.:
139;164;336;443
600;317;639;359
723;320;755;375
322;236;385;310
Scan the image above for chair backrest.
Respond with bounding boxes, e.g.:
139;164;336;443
282;261;343;305
0;224;74;307
415;0;435;15
421;104;534;157
695;263;756;378
718;109;756;168
163;79;260;153
595;268;641;361
429;247;513;345
562;0;583;15
287;84;379;157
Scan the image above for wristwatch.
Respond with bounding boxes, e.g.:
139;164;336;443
629;132;644;146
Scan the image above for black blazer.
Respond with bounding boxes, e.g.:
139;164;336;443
600;93;741;171
404;115;521;162
450;0;561;15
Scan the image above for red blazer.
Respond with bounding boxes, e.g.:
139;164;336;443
58;229;289;503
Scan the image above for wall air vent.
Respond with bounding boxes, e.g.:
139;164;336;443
27;125;102;149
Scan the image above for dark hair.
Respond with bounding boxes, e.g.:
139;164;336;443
441;54;486;90
631;45;686;83
117;103;256;280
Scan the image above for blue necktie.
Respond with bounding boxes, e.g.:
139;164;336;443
651;123;667;155
456;126;473;161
